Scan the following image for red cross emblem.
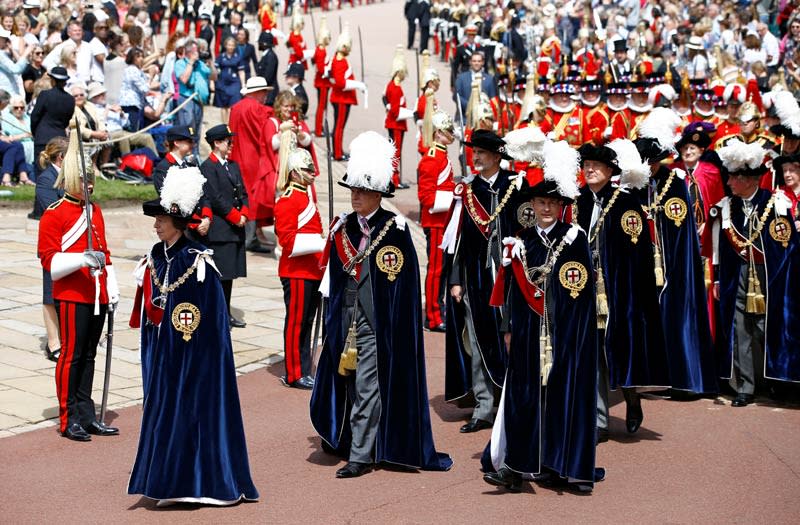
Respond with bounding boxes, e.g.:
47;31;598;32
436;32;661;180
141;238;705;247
566;268;582;284
626;215;639;229
179;311;194;326
382;252;398;268
522;207;535;221
669;202;683;215
774;221;788;234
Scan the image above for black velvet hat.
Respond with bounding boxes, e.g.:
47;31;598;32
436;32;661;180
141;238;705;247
578;144;621;175
464;129;512;160
772;153;800;185
519;180;575;204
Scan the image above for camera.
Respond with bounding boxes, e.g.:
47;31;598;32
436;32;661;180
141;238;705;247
199;50;211;61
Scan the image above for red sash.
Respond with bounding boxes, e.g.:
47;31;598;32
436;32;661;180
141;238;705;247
489;260;545;316
333;228;362;280
724;226;765;264
128;267;165;328
463;184;491;237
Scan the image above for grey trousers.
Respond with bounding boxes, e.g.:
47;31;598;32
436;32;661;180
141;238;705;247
463;295;495;423
731;264;766;395
347;307;382;463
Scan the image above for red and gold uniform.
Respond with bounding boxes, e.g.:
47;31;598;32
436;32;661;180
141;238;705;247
275;182;325;385
490;95;521;136
259;3;277;31
38;194;114;434
313;44;330;137
328;51;358;160
542;105;585;147
711;119;741;149
417;143;455;329
610;107;649;141
384;78;409;185
582;103;610;145
287;31;308;69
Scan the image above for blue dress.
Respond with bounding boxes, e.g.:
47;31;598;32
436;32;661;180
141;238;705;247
213;52;244;108
128;236;259;504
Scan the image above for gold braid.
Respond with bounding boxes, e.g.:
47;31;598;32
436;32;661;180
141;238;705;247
588;187;623;243
148;257;199;295
645;169;677;215
465;182;517;226
725;194;776;250
518;235;570;285
341;218;397;275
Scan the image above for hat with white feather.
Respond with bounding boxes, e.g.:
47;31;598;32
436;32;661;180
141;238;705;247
339;131;397;197
520;140;581;203
634;107;682;163
769;91;800;139
143;165;206;223
503;126;547;165
607;138;651;190
717;138;769;178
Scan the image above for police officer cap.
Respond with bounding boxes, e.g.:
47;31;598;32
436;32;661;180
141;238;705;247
205;124;235;145
166;125;196;142
258;31;275;48
285;62;305;81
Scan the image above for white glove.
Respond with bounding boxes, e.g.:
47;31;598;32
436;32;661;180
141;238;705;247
50;251;104;280
398;107;415;121
84;250;106;270
303;48;315;61
345;79;366;92
105;265;120;305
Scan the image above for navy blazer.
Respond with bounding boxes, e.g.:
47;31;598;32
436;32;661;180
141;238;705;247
453;70;497;115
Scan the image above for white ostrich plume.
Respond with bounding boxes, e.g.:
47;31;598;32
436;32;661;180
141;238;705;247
543;140;580;199
160;166;206;216
637;107;682;152
773;91;800;136
503;126;547;164
608;138;650;190
345;131;396;193
717;138;766;172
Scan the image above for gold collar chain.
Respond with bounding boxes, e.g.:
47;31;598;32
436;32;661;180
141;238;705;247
726;194;776;250
645;169;676;216
341;217;396;275
465;181;517;227
589;187;623;243
519;233;570;285
148;257;198;295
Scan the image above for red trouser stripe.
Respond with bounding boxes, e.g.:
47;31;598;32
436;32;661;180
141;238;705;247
389;129;404;185
315;86;329;136
333;103;349;159
285;279;306;383
56;302;76;433
425;228;445;326
215;27;223;55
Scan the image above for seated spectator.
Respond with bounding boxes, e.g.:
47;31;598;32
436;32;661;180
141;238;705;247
119;47;159;131
89;83;158;156
1;95;34;168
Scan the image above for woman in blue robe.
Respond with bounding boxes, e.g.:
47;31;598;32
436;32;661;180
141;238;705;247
128;169;258;507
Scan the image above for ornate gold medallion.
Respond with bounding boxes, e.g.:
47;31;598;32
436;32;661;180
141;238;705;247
376;246;404;281
664;197;688;228
769;217;792;248
171;302;201;342
621;210;643;244
559;261;588;299
517;202;536;228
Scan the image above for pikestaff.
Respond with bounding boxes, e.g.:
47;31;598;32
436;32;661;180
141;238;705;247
358;25;368;109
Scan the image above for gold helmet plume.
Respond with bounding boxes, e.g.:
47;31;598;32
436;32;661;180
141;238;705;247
55;129;94;196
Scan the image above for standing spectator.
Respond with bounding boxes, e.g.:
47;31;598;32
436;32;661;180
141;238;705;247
236;27;258;79
21;44;45;104
686;36;709;79
88;19;109;84
283;62;308;116
13;14;39;47
418;0;431;51
43;20;91;85
119;47;158;132
174;38;216;155
33;137;68;363
214;37;245;125
757;22;780;74
30;67;75;179
256;31;279;106
405;0;419;50
198;12;214;49
199;124;249;328
0;28;32;97
102;32;129;107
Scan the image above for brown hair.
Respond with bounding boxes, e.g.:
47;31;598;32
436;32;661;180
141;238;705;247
273;90;300;118
38;136;69;169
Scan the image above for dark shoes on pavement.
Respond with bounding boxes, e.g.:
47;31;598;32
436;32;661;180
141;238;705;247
483;467;523;493
246;241;273;254
281;375;315;390
65;421;119;440
229;316;246;328
597;428;610;443
625;399;644;433
395;182;410;190
87;420;119;436
63;423;91;442
424;322;446;333
335;461;372;478
732;393;755;407
44;345;60;363
459;418;492;433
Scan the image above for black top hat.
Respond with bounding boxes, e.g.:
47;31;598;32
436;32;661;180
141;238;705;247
166;125;196;142
465;129;512;160
520;180;575;204
613;39;628;53
634;137;672;164
772;153;800;185
285;62;305;81
142;199;200;223
48;66;69;81
675;122;713;151
205;124;235;145
578;144;621;175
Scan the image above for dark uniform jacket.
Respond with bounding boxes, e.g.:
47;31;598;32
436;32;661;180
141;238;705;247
30;86;75;147
200;153;249;243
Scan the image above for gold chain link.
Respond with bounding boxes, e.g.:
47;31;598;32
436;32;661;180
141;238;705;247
726;194;776;250
588;187;623;243
148;257;199;295
341;217;397;274
465;182;517;227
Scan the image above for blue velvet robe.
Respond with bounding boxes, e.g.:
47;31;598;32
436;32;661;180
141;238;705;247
445;170;527;401
714;190;800;382
310;208;452;471
576;184;670;389
647;166;717;393
128;236;259;502
482;223;600;484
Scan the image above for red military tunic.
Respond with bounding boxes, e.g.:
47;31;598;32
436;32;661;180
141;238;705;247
274;182;325;281
38;194;111;304
583;104;611;145
287;31;308;68
542;105;584;147
711;120;742;149
384;79;408;132
610;107;648;140
313;45;330;137
328;52;357;106
229;97;275;223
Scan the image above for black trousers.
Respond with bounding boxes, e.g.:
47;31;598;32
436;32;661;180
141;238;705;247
407;20;417;49
55;301;107;433
281;278;320;383
419;24;430;51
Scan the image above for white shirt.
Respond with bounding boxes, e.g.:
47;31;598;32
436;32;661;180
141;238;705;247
88;37;108;83
761;31;780;67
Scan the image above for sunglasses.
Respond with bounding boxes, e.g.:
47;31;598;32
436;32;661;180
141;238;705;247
74;93;85;98
11;106;24;110
33;51;43;55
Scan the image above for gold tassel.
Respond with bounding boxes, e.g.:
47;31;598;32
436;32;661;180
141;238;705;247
541;336;553;387
337;320;359;376
653;244;665;288
747;265;766;314
596;270;609;330
703;259;712;291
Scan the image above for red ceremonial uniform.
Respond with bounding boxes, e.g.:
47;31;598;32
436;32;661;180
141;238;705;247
274;182;325;384
416;92;439;154
287;31;308;68
542;106;584;147
38;194;112;434
711;120;742;149
583;104;610;145
229;97;275;223
384;78;408;184
491;96;521;135
511;121;544;186
610;107;648;140
313;45;330;137
328;52;357;159
417;143;455;328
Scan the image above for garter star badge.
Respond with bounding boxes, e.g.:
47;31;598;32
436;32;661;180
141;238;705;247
171;302;201;341
559;262;588;298
376;246;404;281
664;197;688;228
769;217;792;248
621;210;643;244
517;202;536;228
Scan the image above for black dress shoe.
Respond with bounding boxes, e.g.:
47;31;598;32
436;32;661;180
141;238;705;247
229;316;247;328
45;345;61;363
291;376;315;390
597;428;610;443
483;467;523;493
625;402;644;433
246;241;273;254
63;423;91;442
334;154;350;162
731;393;755;407
424;322;446;333
87;420;119;436
335;461;372;478
459;418;492;433
396;182;411;190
